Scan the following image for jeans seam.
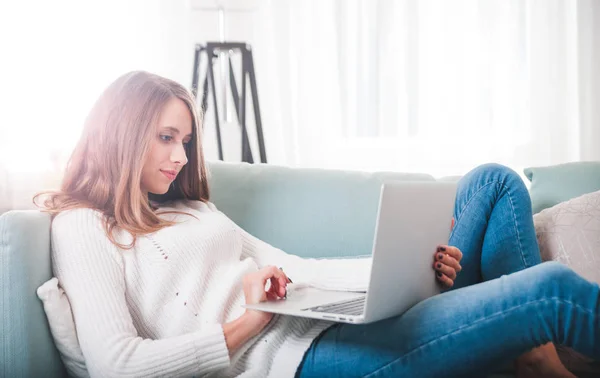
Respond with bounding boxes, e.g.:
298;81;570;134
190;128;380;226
451;179;527;269
451;181;497;240
362;296;593;378
505;183;528;269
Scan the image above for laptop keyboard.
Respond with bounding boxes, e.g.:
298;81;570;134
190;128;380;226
303;296;366;316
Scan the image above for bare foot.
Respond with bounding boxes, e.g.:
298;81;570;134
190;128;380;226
515;343;576;378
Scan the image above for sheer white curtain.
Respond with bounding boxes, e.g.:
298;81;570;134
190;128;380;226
253;0;600;177
2;0;599;212
0;0;194;211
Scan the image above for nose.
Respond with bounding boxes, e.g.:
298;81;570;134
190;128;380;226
170;143;188;166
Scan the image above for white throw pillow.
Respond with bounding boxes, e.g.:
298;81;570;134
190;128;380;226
534;189;600;284
37;278;89;378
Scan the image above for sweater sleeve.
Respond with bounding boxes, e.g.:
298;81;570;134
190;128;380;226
51;208;231;378
204;202;372;292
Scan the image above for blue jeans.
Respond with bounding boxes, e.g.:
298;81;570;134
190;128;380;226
296;164;600;378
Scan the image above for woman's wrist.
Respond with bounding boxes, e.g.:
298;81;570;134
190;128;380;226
223;311;267;355
243;309;273;331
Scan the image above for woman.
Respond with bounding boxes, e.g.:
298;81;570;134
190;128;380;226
36;71;598;378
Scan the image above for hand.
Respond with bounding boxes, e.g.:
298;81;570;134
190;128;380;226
433;245;463;288
242;265;291;328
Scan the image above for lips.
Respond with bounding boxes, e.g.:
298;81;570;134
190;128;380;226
160;170;177;181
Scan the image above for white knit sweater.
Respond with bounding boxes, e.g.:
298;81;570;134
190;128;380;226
51;199;372;378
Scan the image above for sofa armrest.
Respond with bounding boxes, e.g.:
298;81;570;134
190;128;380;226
0;210;66;377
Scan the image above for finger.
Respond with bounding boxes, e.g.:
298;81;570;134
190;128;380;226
437;245;463;263
271;275;286;296
266;291;279;301
259;266;288;298
269;276;286;298
279;267;292;283
267;284;283;300
434;252;462;272
433;260;457;280
260;265;286;282
277;271;288;289
435;271;454;288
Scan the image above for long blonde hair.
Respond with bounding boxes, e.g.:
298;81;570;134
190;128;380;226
34;71;210;249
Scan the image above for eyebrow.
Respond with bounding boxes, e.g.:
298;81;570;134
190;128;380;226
163;126;192;138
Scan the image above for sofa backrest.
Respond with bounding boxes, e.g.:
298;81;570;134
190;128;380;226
208;161;436;258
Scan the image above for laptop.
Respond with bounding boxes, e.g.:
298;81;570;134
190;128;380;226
243;180;457;324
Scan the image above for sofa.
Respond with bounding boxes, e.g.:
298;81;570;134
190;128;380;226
1;160;599;377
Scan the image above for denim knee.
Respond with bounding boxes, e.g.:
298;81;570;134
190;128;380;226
470;163;528;196
473;163;519;182
536;261;579;288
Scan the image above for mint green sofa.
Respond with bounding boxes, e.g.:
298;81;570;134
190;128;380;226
0;161;522;377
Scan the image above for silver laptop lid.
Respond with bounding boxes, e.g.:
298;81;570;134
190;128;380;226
363;181;457;322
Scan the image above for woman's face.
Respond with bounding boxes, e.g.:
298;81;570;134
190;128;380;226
141;98;193;195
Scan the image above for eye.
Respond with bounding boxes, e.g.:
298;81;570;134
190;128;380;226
160;135;173;142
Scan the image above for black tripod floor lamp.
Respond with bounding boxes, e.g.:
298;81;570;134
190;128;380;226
191;42;267;164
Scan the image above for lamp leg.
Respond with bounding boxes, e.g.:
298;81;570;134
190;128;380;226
228;55;254;163
247;48;267;163
206;47;224;161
